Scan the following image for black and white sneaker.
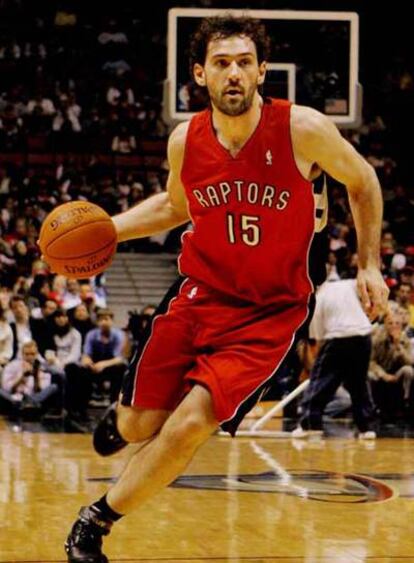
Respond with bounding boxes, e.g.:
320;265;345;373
65;506;112;562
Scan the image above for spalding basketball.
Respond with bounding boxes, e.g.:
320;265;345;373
38;201;117;278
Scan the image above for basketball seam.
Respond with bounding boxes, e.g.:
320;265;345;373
38;203;105;238
45;236;117;261
42;218;116;258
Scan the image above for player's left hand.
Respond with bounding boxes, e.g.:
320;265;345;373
357;266;389;321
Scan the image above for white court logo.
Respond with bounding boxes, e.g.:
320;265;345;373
266;150;273;165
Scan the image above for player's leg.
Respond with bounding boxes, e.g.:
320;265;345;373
108;385;217;512
93;400;170;456
65;384;217;562
93;277;192;456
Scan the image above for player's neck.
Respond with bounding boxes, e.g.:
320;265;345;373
211;94;263;157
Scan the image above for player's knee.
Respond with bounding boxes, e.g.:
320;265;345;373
164;414;216;449
117;406;165;443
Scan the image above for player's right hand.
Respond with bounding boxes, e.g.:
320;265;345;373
357;266;389;321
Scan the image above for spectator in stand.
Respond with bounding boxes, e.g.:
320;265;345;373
394;282;414;331
0;305;13;369
52;94;82;152
62;279;82;310
13;275;31;299
9;296;34;358
44;309;82;373
82;308;126;401
125;304;157;353
0;240;15;286
51;274;67;306
30;297;58;355
141;106;169;139
0;340;59;417
381;231;397;259
68;303;96;345
395;267;414;297
0;286;13;322
369;311;414;419
0;104;25;152
28;274;52;310
111;126;137;154
26;92;56;116
44;311;82;414
79;281;106;317
83;107;106;151
13;240;35;278
65;308;126;422
4;216;27;245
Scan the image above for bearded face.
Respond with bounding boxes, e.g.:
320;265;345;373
194;35;266;117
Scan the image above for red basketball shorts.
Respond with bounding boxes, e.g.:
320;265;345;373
121;277;310;435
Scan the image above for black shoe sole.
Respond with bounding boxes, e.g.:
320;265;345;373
64;541;109;563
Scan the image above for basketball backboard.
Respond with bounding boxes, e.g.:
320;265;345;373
167;8;360;127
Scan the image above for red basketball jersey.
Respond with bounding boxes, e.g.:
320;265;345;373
179;98;315;305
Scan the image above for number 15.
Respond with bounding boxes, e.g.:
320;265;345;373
227;213;261;247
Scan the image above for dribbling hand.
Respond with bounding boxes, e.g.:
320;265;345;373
357;266;389;321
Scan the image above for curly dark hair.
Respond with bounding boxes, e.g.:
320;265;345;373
189;14;271;73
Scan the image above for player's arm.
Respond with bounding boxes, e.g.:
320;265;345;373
291;105;389;319
112;122;190;242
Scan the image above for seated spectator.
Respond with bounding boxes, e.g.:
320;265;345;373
51;274;67;306
62;278;82;310
44;309;82;373
26;93;56;116
43;310;82;413
68;303;95;345
0;285;13;322
125;304;156;356
82;308;125;400
0;104;25;152
25;93;55;135
13;275;31;299
0;304;13;369
13;240;34;278
369;312;414;419
394;282;414;332
28;274;51;310
9;296;34;357
0;340;59;418
79;281;106;317
30;297;58;355
65;308;126;420
111;126;136;154
4;216;28;245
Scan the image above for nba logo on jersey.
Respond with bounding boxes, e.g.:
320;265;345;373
188;286;198;299
265;150;273;165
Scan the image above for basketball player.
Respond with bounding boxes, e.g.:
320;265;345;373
65;15;389;562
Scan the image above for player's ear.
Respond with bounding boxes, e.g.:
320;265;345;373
257;61;266;86
193;63;206;87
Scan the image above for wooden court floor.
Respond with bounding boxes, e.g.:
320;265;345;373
1;417;414;563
